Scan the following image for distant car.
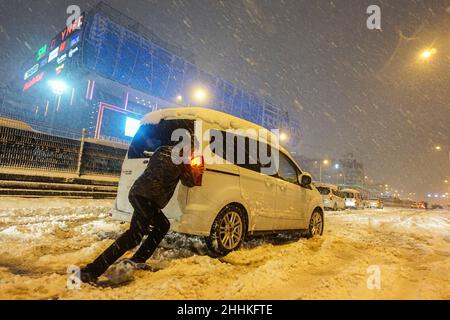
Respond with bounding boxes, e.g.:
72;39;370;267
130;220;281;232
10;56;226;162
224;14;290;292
341;188;364;209
411;201;427;209
314;183;346;211
366;198;384;209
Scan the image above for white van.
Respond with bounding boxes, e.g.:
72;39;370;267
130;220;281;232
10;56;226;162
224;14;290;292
112;108;324;256
314;183;346;211
341;188;363;209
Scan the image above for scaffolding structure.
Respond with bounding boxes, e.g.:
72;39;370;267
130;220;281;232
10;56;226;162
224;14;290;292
4;1;301;144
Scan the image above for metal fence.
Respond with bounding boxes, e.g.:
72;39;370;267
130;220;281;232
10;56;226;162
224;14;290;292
0;125;127;176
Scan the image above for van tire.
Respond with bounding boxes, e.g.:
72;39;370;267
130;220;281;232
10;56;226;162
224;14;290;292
206;204;247;257
305;209;324;239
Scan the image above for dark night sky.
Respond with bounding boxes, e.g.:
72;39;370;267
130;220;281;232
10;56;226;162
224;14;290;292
0;0;449;198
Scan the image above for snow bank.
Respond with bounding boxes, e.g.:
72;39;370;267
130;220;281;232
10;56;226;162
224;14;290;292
0;199;448;300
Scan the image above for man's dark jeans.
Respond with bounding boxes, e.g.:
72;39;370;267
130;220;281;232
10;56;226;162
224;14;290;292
84;194;170;278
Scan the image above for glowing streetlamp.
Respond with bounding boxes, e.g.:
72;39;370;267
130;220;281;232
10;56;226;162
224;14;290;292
49;80;67;96
175;95;183;103
419;48;437;61
279;132;288;142
434;145;450;178
192;86;208;105
319;159;330;183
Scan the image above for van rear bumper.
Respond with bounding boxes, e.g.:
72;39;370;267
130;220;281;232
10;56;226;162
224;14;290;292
111;206;212;237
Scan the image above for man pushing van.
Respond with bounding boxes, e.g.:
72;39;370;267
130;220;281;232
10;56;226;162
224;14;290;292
79;138;200;284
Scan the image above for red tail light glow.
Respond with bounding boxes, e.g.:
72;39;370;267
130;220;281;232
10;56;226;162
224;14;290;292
189;155;205;186
190;155;204;167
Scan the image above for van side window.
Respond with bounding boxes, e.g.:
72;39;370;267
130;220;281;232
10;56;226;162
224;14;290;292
277;153;299;185
209;129;260;173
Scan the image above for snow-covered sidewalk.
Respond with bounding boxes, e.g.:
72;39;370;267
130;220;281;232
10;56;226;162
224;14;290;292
0;198;448;299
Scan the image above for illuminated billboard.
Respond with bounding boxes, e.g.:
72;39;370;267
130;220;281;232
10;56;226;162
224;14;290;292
22;13;85;92
124;117;141;138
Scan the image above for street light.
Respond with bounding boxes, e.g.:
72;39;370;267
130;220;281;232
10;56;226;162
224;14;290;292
434;145;450;175
319;159;330;183
279;132;288;142
419;48;437;61
192;86;208;105
49;80;67;96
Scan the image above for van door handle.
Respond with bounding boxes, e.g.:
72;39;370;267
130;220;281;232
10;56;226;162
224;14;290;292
143;160;149;164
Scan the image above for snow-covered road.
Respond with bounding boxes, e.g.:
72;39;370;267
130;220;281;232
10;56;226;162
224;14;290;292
0;198;448;300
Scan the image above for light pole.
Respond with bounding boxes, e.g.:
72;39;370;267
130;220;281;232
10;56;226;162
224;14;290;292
319;159;329;183
434;145;450;174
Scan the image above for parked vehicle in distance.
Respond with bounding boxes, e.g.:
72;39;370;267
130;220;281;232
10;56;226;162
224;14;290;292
411;201;428;209
314;183;346;211
341;188;364;209
366;198;384;209
112;108;324;256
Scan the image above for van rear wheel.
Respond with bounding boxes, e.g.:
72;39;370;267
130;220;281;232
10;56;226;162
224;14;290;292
206;204;247;257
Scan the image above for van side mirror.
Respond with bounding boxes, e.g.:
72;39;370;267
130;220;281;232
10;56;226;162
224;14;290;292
299;172;312;186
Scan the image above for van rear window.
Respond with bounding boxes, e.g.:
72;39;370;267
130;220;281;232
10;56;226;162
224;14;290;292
128;119;194;159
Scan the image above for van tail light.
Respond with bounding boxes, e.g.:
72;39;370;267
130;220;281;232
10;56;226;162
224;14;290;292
190;155;204;167
189;155;205;186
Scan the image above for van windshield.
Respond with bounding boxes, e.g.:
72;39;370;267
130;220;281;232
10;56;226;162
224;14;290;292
128;119;194;159
317;187;331;195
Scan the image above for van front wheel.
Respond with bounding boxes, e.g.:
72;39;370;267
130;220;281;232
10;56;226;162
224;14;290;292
206;205;247;257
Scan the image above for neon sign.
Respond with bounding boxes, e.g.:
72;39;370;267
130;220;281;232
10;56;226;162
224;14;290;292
23;13;84;91
56;64;65;75
70;34;80;47
57;54;67;64
68;47;79;58
48;47;59;63
60;15;83;43
23;72;45;91
59;40;67;53
37;45;47;62
24;64;39;80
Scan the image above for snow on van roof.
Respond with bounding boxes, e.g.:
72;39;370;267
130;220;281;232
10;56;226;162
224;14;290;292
141;107;283;146
314;182;338;188
142;107;264;130
340;188;360;193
